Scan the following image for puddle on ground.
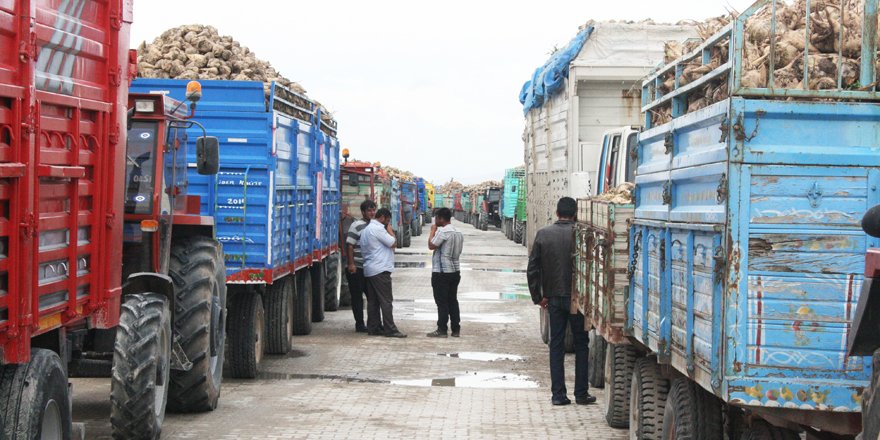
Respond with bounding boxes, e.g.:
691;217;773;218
461;267;526;274
411;311;519;324
255;372;389;384
437;352;524;362
392;372;538;389
458;291;531;301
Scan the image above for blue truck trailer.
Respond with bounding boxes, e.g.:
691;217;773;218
130;79;341;379
590;1;879;437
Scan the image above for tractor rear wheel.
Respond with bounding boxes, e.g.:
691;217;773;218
293;270;313;335
167;237;226;413
111;293;171;439
514;220;525;244
402;224;412;248
861;349;880;440
0;349;71;440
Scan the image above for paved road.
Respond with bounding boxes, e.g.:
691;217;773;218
72;220;628;439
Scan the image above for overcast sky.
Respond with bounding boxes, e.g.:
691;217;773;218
131;0;752;185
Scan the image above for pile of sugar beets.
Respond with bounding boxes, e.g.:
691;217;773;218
653;0;871;125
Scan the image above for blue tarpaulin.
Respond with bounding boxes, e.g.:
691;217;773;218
520;25;594;114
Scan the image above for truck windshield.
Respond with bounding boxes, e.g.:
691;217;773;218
125;121;158;215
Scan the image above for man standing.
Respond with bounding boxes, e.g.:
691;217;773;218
360;208;407;338
527;197;594;406
345;199;377;333
426;208;464;338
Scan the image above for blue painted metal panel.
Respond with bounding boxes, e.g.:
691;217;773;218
131;78;341;283
631;97;877;415
634;171;670;221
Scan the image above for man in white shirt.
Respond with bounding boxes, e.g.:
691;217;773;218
345;199;377;333
426;208;464;338
360;208;407;338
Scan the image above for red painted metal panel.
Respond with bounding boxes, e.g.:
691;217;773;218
0;0;130;364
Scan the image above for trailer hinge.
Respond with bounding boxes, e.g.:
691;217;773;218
22;105;36;134
661;181;672;205
19;33;36;62
109;7;123;30
733;114;745;141
109;123;120;145
716;173;728;204
719;115;729;143
713;246;726;284
20;213;35;239
109;66;121;87
663;131;674;155
105;211;116;228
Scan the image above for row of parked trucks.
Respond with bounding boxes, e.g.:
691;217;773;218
522;4;880;438
0;1;353;437
337;160;436;303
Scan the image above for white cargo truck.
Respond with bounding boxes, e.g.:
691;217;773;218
522;21;696;248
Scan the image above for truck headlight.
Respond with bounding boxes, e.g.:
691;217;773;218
135;100;155;113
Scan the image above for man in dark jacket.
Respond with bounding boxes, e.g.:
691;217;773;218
527;197;594;406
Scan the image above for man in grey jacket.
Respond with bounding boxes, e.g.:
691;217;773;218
527;197;594;406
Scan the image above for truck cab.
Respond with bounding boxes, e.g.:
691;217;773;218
584;125;639;197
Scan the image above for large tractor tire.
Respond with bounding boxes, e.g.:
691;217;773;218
604;342;638;428
589;331;607;388
293;270;313;335
861;349;880;440
111;293;171;439
311;262;326;322
226;291;264;379
167;237;226;412
514;221;525;244
264;276;294;355
324;252;342;312
402;224;412;248
0;349;71;440
739;420;800;440
660;378;723;440
629;357;670;440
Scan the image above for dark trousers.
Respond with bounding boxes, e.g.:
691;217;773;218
366;271;398;334
345;268;366;327
431;272;461;333
548;296;589;400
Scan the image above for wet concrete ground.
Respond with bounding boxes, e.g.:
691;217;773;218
71;220;628;439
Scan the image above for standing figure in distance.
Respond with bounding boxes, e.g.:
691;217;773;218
426;207;464;338
361;208;407;338
345;199;377;333
527;197;594;406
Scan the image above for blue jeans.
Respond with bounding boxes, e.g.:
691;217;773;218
547;296;589;400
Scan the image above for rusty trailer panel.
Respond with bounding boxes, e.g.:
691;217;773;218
575;200;633;345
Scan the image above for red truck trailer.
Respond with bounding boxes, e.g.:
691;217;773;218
0;2;226;438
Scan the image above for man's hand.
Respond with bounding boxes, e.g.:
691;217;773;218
539;297;549;309
430;224;438;234
347;262;356;274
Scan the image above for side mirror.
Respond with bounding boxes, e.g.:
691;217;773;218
196;136;220;175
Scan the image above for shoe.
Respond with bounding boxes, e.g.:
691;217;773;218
426;330;448;338
552;397;571;406
385;331;408;338
355;325;368;333
450;330;460;338
576;395;597;405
